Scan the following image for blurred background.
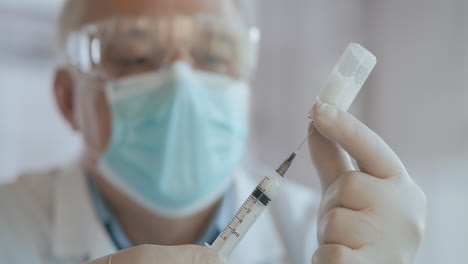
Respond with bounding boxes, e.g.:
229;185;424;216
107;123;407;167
0;0;467;263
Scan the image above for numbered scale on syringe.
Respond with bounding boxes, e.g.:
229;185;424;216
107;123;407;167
208;173;282;260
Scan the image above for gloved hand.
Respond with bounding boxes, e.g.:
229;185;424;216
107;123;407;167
308;102;427;264
85;244;221;264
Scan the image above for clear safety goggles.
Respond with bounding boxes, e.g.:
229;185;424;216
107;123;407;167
64;15;259;80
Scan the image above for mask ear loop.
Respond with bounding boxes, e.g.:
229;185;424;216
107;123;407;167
81;140;106;175
79;83;112;174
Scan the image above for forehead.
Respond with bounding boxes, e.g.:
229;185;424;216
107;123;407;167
76;0;237;27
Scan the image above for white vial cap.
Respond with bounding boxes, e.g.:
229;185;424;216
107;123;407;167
318;43;377;111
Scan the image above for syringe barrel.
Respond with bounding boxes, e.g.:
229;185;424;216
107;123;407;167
209;173;282;261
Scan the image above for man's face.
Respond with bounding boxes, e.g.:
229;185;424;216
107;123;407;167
55;0;240;167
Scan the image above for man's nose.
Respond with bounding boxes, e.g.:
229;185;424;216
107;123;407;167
164;46;194;65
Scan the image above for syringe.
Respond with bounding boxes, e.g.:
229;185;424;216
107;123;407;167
206;151;299;261
206;43;376;262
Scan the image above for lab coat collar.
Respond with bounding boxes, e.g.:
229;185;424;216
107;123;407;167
52;161;116;261
52;162;286;262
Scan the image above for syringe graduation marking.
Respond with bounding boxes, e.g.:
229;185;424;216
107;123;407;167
219;177;272;236
251;176;272;206
252;188;271;206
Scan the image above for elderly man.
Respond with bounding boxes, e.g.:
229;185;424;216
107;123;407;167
0;0;426;263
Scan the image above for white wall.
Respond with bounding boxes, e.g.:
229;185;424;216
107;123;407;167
251;0;367;188
0;13;81;183
362;1;468;262
0;60;81;183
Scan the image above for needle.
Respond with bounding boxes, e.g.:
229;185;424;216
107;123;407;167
276;122;316;177
295;122;315;153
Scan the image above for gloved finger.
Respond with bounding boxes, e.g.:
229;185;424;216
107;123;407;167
155;245;221;264
317;207;378;249
84;254;112;264
319;171;387;219
86;244;221;264
310;102;406;179
312;244;362;264
307;122;354;194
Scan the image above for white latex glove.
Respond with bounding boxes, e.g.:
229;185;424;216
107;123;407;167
308;102;427;264
85;244;221;264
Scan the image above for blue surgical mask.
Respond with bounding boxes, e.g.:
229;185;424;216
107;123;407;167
98;62;249;217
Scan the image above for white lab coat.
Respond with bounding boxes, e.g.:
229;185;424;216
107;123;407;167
0;161;320;264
